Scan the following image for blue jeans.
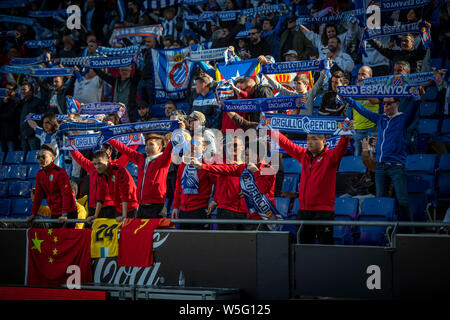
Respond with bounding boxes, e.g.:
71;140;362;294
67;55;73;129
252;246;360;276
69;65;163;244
375;163;414;233
353;126;377;156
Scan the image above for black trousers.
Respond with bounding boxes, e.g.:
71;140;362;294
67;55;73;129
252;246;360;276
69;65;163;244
137;203;167;219
296;210;335;244
216;208;255;231
179;207;210;230
87;206;118;219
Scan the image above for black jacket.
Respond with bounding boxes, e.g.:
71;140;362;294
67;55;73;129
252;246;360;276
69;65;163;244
0;96;20;140
35;77;76;114
19;96;45;139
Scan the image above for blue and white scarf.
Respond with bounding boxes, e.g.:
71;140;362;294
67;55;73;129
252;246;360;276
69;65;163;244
261;59;331;78
0;65;33;74
181;164;199;194
62;133;144;151
10;56;44;65
30;67;74;77
96;45;140;56
86;54;135;69
337;85;419;98
359;22;432;56
240;168;282;231
109;24;163;46
58;121;110;135
24;113;102;123
98;120;179;144
0;14;35;26
358;71;447;88
296;8;364;26
220;95;305;112
379;0;430;11
188;47;227;62
24;40;56;48
258;112;354;135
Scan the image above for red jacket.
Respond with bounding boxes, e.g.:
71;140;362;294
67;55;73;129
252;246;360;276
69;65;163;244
202;162;276;216
95;164;139;214
172;162;216;212
274;131;350;212
32;163;77;217
70;149;132;208
109;139;173;204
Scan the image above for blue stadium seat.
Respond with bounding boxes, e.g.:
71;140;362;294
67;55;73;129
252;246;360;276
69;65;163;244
418;119;439;135
0;199;11;216
406;154;437;174
291;198;300;215
275;197;291;218
4;151;25;164
27;164;41;180
8;181;31;198
424;86;438;101
282;157;301;174
177;102;190;114
25;150;40;164
441;118;450;135
150;104;166;118
437;154;450;203
333;197;359;245
0;165;6;180
419;102;439;117
0;181;8;198
11;198;33;217
355;197;396;246
338;156;366;173
5;165;28;180
407;174;435;222
281;173;299;193
126;162;139;178
0;152;4;165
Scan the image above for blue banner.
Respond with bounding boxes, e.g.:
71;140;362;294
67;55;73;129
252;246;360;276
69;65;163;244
0;14;35;26
109;24;163;45
86;55;134;69
0;65;33;74
337;85;419;98
220;95;305;112
62;133;144;151
30;67;74;77
188;47;227;62
258;112;354;135
24;40;56;48
261;59;330;77
10;56;44;65
357;71;447;88
99;120;179;144
296;8;364;26
379;0;430;11
96;45;140;56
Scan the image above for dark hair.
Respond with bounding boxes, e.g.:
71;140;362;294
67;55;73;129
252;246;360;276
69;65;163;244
42;112;60;133
332;70;347;82
93;150;109;160
263;18;275;28
6;81;17;91
195;75;210;86
145;133;167;148
321;24;338;46
41;144;56;157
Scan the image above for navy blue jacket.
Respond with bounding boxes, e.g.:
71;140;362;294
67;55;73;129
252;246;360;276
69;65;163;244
346;97;420;165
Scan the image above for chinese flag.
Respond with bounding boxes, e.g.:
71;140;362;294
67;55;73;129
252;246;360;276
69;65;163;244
118;218;173;267
27;228;92;286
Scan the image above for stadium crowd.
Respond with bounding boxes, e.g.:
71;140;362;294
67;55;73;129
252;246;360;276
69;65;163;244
0;0;449;244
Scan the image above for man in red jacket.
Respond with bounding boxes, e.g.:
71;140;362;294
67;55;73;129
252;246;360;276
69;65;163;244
70;144;133;222
271;130;351;244
108;133;173;218
27;144;77;228
87;150;139;223
172;136;216;230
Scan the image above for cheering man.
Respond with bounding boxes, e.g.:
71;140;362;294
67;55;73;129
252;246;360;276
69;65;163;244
108;133;173;218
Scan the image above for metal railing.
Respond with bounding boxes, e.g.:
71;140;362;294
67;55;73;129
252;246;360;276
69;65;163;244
1;218;449;248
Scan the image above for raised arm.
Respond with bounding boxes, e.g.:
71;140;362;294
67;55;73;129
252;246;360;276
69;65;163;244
108;139;144;166
70;150;94;172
